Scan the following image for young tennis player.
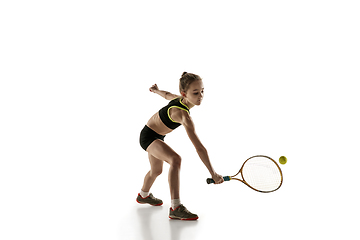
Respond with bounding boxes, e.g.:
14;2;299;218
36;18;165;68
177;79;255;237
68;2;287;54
137;72;224;220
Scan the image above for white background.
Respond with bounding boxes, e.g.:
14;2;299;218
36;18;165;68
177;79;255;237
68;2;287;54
1;1;359;239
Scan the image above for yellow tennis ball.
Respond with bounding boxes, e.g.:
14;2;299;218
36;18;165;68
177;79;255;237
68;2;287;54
279;156;287;165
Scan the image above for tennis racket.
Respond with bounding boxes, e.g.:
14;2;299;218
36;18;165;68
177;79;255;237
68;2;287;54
207;155;283;193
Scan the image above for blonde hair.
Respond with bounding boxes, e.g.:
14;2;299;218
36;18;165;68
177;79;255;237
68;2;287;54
179;72;202;94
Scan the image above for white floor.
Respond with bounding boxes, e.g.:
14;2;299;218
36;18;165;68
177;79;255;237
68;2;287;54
119;173;359;240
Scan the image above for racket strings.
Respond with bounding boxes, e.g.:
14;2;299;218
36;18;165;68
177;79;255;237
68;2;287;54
242;157;282;192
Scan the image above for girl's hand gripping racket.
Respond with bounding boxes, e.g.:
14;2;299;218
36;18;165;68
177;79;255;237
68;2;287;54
207;155;283;193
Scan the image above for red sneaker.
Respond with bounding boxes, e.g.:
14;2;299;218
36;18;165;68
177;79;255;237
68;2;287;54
136;193;163;206
169;204;198;220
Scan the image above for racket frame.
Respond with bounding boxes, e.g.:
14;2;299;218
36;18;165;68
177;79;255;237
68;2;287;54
207;155;283;193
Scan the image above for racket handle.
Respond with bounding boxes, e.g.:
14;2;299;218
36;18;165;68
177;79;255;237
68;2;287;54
206;176;231;184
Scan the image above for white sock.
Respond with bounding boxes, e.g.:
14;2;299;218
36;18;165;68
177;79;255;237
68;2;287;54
140;190;149;198
171;199;181;210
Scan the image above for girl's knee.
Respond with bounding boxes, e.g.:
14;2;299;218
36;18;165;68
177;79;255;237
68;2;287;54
151;168;163;176
170;154;182;168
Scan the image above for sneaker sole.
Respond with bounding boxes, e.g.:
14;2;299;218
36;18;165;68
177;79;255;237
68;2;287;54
169;216;198;220
136;199;163;206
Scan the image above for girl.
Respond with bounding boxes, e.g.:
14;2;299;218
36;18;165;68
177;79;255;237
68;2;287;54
137;72;224;220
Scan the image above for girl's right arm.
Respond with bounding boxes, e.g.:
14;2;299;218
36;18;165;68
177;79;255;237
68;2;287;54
150;84;181;100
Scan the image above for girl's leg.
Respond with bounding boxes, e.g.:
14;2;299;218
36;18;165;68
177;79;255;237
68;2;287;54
141;153;164;193
146;139;181;200
142;139;198;220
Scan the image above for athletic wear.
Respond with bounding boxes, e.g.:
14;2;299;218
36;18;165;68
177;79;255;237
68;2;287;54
136;193;163;206
169;204;198;220
139;125;165;151
158;98;190;130
139;98;189;151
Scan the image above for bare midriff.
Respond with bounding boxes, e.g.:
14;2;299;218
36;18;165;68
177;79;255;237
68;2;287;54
146;112;173;136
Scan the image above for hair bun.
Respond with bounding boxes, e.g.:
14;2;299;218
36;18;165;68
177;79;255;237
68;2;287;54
181;72;188;77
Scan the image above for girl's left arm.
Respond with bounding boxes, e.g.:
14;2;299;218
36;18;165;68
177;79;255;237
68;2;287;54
181;113;224;184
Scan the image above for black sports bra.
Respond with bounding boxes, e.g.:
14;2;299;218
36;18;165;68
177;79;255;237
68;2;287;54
158;98;190;130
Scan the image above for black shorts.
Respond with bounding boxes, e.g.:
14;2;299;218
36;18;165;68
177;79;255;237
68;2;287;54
139;125;166;151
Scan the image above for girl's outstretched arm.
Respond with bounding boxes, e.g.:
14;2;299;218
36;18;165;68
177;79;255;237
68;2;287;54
179;111;224;184
149;84;181;100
